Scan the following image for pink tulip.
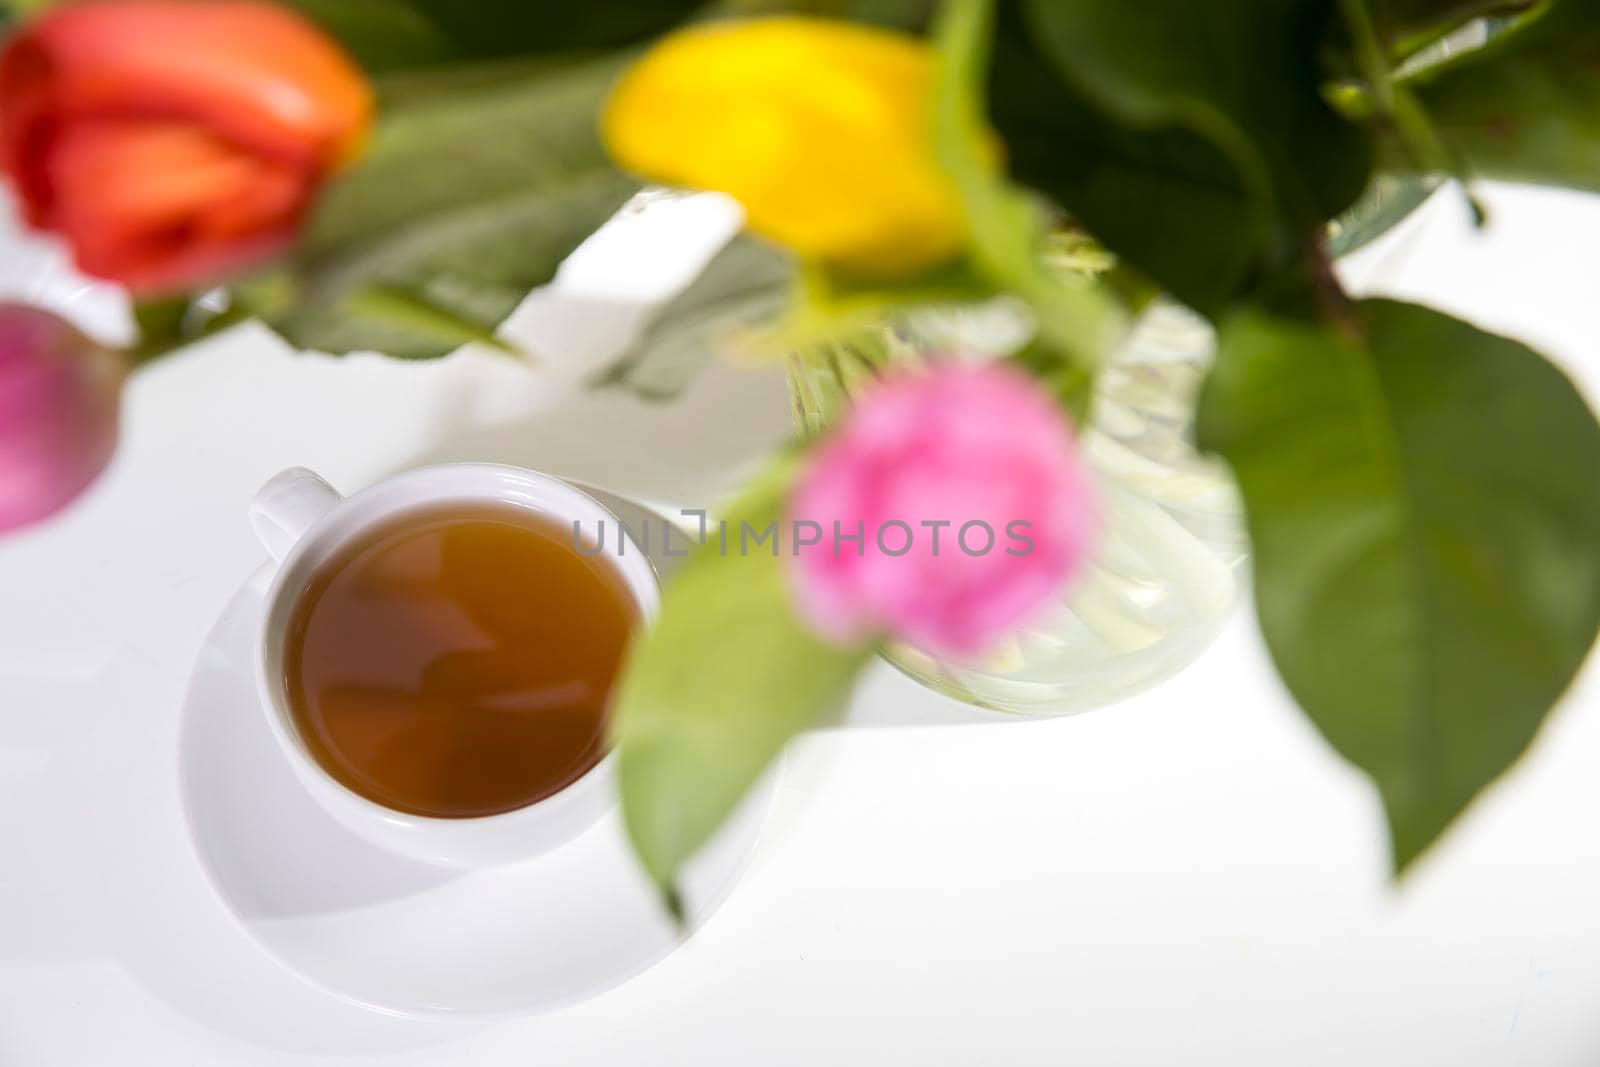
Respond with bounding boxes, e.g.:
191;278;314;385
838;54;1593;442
0;303;123;533
788;363;1098;658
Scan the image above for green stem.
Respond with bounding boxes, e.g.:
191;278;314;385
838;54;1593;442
1344;0;1399;113
1341;0;1487;224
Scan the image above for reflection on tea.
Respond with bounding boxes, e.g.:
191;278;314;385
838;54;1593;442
284;503;639;818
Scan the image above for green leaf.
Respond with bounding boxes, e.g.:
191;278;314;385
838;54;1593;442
1022;0;1370;221
4;0;701;66
1371;0;1534;57
283;0;703;72
992;0;1371;317
597;237;794;398
988;15;1253;317
1198;300;1600;870
404;0;702;59
298;56;632;301
841;0;939;27
1326;175;1442;259
260;284;520;360
1403;0;1600;192
931;0;1117;370
250;56;636;358
132;298;194;358
731;0;937;26
279;0;459;72
615;463;872;903
130;295;253;363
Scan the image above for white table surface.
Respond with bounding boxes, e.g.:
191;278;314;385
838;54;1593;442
2;184;1599;1066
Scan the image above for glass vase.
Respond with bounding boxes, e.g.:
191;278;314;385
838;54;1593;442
786;299;1247;716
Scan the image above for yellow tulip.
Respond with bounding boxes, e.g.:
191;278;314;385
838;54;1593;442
603;17;970;279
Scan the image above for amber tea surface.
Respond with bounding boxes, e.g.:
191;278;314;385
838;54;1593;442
284;502;639;818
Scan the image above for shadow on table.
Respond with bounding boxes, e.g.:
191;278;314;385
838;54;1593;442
0;630;479;1055
0;300;792;1053
179;570;462;921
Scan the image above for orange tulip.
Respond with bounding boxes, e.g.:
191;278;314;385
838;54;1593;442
0;1;372;294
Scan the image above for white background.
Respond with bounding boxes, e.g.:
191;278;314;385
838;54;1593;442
1;184;1598;1065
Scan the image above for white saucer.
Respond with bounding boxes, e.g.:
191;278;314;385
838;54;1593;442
177;491;775;1020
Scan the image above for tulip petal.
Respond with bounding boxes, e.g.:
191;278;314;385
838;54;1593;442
2;1;371;173
47;120;304;292
0;1;372;292
0;304;122;533
604;18;968;278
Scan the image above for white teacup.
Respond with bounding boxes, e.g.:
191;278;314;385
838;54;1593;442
249;463;660;869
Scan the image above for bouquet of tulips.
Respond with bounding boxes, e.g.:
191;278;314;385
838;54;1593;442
3;0;1599;913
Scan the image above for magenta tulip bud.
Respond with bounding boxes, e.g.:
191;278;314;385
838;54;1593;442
0;303;123;534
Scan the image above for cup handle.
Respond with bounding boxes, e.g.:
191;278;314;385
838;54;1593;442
249;467;343;563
